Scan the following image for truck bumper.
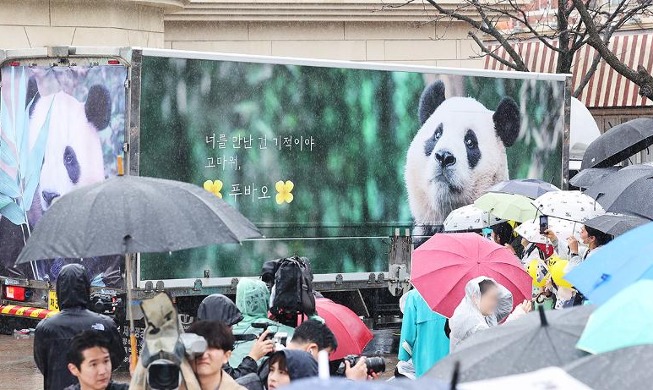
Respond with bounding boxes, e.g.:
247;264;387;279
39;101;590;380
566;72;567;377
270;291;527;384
0;304;56;320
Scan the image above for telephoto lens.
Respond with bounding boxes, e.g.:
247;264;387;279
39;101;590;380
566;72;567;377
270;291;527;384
147;360;181;390
335;355;387;376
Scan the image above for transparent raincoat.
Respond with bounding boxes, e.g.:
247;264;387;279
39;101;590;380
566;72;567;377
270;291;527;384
449;276;514;351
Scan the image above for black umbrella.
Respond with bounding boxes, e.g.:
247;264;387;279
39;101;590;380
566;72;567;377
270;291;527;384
488;178;560;199
565;345;653;390
15;173;261;369
581;118;653;169
16;175;260;263
569;167;620;189
584;165;653;219
426;306;593;383
585;213;650;236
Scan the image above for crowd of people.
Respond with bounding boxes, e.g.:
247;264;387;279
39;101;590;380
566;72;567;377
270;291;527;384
33;265;371;390
397;220;613;378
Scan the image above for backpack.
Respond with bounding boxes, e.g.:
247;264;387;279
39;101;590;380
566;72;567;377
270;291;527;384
264;256;316;318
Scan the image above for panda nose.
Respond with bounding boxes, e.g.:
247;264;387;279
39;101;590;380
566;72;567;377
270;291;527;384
435;151;456;168
42;191;60;206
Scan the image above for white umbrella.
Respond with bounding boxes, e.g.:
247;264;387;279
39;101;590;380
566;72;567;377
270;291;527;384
533;191;604;222
460;367;592;390
516;217;582;245
443;204;505;232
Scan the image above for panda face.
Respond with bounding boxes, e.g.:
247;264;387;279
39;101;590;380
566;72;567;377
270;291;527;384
405;81;520;226
28;85;111;211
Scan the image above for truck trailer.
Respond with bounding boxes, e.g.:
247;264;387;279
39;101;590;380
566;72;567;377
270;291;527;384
0;46;570;342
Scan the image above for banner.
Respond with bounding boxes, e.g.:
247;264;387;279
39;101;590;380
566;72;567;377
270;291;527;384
138;55;565;279
0;64;127;288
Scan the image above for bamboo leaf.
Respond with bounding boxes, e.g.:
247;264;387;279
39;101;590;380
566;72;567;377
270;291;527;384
0;201;26;225
0;139;17;167
22;102;52;210
0;94;15;148
0;169;20;198
16;68;28;168
0;193;12;209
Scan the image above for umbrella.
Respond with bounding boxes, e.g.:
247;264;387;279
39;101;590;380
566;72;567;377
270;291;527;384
284;377;448;390
533;191;604;222
443;204;505;232
460;367;592;390
581;118;653;169
564;345;653;390
565;221;653;305
584;213;650;237
576;280;653;354
515;217;581;245
474;193;538;222
569;167;620;189
411;233;531;318
306;298;373;361
584;165;653;219
15;173;261;369
427;306;593;382
487;178;560;199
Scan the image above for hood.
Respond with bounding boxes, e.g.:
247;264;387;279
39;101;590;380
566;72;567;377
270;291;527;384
197;294;243;326
279;350;318;381
56;264;90;309
236;278;270;321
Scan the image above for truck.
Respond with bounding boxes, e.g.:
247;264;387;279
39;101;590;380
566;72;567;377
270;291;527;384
0;46;570;340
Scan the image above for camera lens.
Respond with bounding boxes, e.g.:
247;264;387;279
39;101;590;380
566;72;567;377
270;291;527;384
366;357;386;374
148;363;180;390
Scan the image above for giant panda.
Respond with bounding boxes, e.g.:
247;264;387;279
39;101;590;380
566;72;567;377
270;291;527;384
405;80;520;240
27;78;111;216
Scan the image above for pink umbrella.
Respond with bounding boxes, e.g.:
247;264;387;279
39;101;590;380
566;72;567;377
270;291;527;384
411;233;531;318
300;298;374;361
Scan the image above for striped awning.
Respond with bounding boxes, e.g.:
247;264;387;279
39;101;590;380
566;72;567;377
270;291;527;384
484;31;653;108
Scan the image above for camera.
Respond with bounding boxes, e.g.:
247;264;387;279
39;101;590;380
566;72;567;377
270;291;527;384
146;333;207;390
250;322;287;354
336;355;386;376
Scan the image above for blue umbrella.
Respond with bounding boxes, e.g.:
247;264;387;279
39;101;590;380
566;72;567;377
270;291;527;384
566;221;653;305
488;178;560;199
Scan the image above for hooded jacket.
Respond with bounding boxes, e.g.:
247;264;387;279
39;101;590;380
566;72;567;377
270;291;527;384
34;264;125;390
230;279;294;367
274;350;319;381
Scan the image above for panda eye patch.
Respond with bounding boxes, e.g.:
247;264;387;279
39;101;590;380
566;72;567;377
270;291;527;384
63;146;81;184
424;123;444;156
464;130;478;149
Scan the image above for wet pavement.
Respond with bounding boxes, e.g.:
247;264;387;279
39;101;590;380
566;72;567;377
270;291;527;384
0;329;399;389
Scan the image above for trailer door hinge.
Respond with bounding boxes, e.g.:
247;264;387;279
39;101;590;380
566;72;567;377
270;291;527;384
122;143;129;153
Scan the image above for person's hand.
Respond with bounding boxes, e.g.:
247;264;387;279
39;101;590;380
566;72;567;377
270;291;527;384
567;236;580;255
544;229;557;243
517;300;533;313
248;330;275;361
345;357;368;381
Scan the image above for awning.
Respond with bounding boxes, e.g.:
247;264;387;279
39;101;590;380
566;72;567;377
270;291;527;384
484;31;653;108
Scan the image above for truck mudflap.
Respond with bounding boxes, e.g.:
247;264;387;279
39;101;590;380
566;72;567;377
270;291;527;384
0;304;56;320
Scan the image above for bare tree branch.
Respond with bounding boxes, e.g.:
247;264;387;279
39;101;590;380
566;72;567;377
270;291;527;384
468;31;523;70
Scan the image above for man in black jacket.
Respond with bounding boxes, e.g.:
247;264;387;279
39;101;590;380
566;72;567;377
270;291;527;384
64;330;128;390
34;264;125;390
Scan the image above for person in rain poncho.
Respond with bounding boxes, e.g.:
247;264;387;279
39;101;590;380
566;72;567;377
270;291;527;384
449;276;531;352
231;279;295;367
398;289;450;378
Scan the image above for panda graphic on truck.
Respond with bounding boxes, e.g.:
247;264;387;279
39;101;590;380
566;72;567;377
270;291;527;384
405;81;521;237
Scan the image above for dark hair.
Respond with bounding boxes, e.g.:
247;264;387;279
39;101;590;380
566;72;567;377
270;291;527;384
584;225;613;247
187;320;235;351
291;319;338;352
491;222;514;246
268;351;288;373
478;279;497;295
67;331;111;370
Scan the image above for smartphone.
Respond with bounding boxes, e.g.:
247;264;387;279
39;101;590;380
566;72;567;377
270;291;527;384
539;215;549;235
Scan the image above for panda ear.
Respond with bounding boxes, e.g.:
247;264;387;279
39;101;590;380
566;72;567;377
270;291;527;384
85;85;111;131
419;81;446;126
493;97;520;147
26;77;40;115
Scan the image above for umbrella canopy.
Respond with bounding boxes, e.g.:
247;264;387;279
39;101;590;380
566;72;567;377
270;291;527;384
487;178;560;199
443;204;505;232
533;191;604;223
16;175;261;264
411;233;531;318
474;193;537;222
427;306;593;382
565;221;653;305
584;213;650;237
516;217;581;245
564;345;653;390
460;367;592;390
307;298;373;361
569;167;620;189
576;280;653;354
285;377;448;390
584;165;653;220
581;118;653;169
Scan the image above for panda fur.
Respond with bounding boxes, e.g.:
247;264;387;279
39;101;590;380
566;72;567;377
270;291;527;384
26;78;111;216
405;81;520;237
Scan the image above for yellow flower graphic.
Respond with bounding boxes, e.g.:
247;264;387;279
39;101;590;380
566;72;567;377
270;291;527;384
203;180;223;198
275;180;294;204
